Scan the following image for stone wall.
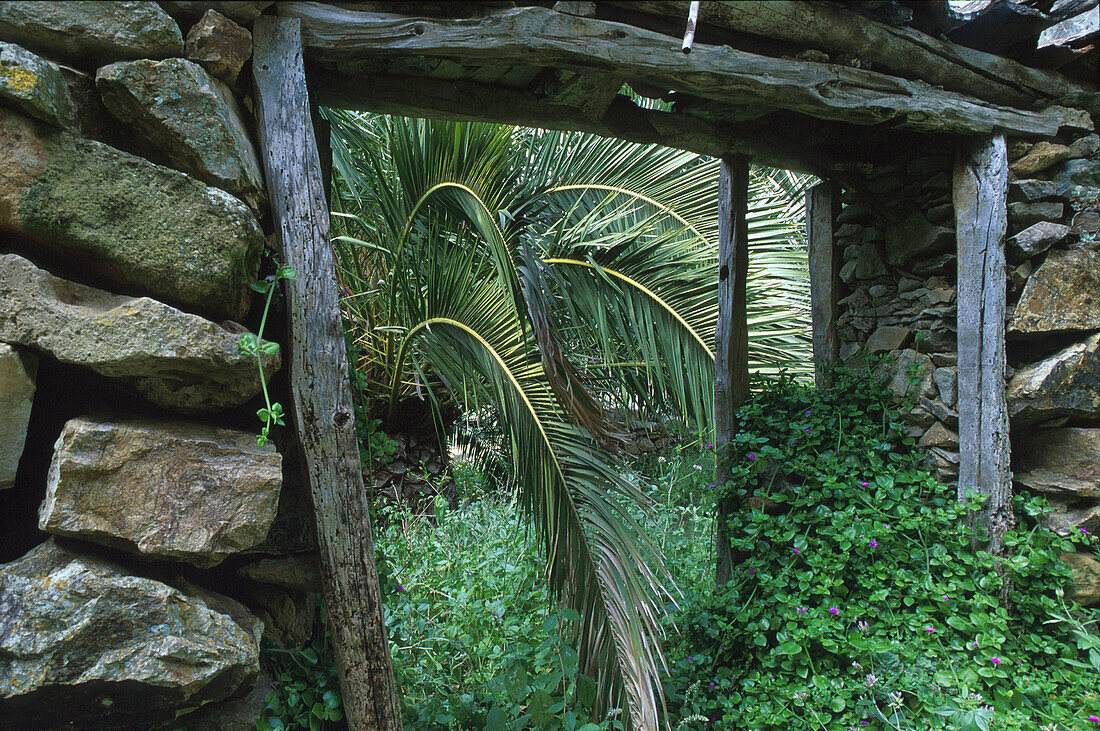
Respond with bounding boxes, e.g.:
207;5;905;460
0;3;317;728
834;116;1100;607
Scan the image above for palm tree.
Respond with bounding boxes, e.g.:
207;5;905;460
325;110;811;728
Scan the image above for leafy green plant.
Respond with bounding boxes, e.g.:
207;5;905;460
257;595;344;731
239;263;296;447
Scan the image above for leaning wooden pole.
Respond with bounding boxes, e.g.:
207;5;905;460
252;17;403;730
954;134;1014;559
715;155;751;585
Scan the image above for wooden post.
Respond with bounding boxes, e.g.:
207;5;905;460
807;182;839;388
715;155;750;585
252;17;403;730
954;134;1014;558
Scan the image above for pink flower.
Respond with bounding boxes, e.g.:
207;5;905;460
749;568;755;575
924;627;934;633
869;539;878;548
1088;715;1099;723
860;481;869;487
829;607;840;615
748;453;756;460
991;657;1001;665
793;548;800;554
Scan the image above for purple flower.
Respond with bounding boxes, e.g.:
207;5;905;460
925;627;935;634
861;722;871;726
797;606;808;614
749;568;755;575
1082;528;1091;534
942;595;949;601
707;443;714;449
829;607;840;615
748;453;756;460
991;657;1002;665
970;640;979;649
708;682;715;687
804;428;811;433
1088;716;1099;723
793;548;800;555
860;481;869;487
803;410;811;416
869;539;878;548
793;439;799;444
687;656;694;661
395;584;405;593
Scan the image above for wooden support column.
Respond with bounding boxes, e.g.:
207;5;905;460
807;182;839;388
252;17;403;730
715;155;750;585
953;134;1014;558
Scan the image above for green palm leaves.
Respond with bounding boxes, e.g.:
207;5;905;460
326;110;811;728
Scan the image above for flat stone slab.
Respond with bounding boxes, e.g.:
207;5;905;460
0;107;262;321
0;343;36;490
1014;428;1100;499
0;40;76;128
1007;221;1070;260
0;1;183;65
186;9;252;83
0;253;279;413
97;58;264;211
0;540;261;728
1008;333;1100;426
1010;250;1100;335
39;416;282;568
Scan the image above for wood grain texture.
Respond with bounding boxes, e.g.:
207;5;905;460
612;0;1090;107
954;134;1014;557
281;1;1058;136
252;17;402;730
715;156;750;586
807;182;839;389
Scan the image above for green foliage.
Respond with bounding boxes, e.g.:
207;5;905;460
662;368;1100;729
357;415;399;467
257;596;345;731
239;262;297;447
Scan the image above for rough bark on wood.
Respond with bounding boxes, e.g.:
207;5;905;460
280;2;1058;137
807;182;839;389
252;17;403;730
715;156;750;586
611;0;1090;107
954;134;1014;558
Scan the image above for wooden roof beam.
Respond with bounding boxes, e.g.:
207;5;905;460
282;1;1059;137
606;1;1091;107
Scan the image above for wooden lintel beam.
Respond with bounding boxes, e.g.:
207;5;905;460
252;17;402;729
282;1;1059;137
609;0;1091;107
953;134;1014;559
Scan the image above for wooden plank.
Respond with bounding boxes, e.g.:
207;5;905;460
1039;5;1100;47
953;134;1014;557
610;0;1090;107
281;2;1060;137
807;182;839;389
715;155;750;586
251;17;403;730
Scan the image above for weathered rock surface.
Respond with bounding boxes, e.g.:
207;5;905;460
39;416;282;567
1009;141;1071;177
1063;551;1100;606
1009;178;1059;202
162;1;273;25
0;540;261;728
1007;334;1100;426
1052;158;1100;196
238;553;322;593
185;9;251;83
0;254;279;413
865;324;910;352
874;348;935;403
248;586;315;648
0;41;75;128
1007;221;1070;260
1010;250;1100;335
1008;201;1063;228
919;421;958;449
884;215;953;268
97;58;264;210
0;107;262;320
0;1;183;66
1038;499;1100;537
0;342;36;490
1014;428;1100;498
177;671;275;731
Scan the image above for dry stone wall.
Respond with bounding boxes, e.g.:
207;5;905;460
0;2;315;727
835;115;1100;607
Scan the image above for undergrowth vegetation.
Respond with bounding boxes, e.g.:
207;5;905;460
259;367;1099;730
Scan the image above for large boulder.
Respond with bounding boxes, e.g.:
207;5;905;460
0;1;183;66
0;107;262;321
884;215;953;268
1014;428;1100;499
1007;334;1100;426
0;540;261;728
0;41;76;128
1009;250;1100;335
0;343;36;490
97;58;264;210
0;253;279;413
185;9;252;84
38;416;282;568
1063;551;1100;607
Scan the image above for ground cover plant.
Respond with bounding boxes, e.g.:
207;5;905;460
259;367;1099;729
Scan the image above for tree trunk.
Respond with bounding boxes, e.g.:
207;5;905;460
252;17;403;730
715;155;750;585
